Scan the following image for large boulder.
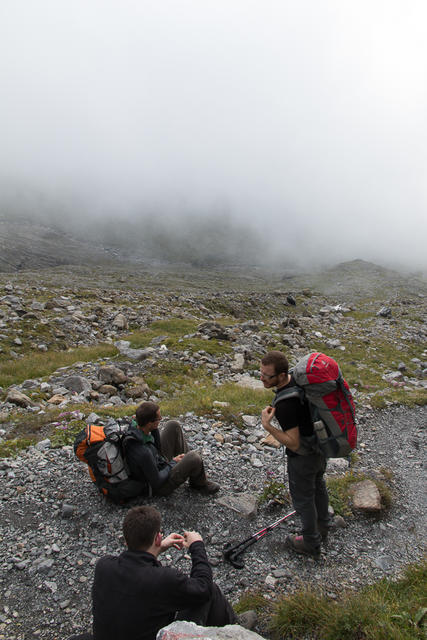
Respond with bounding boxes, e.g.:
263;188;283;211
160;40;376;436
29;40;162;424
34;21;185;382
197;322;230;341
6;389;36;408
115;341;156;360
217;492;258;518
350;480;382;511
63;376;92;395
98;365;128;385
157;621;266;639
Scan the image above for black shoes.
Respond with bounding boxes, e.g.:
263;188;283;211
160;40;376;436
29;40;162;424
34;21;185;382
190;480;220;494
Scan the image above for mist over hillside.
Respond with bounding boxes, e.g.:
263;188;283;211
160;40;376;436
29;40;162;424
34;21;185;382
0;205;271;272
1;181;426;276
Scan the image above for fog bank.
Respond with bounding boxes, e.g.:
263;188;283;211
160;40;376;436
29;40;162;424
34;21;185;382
1;1;426;270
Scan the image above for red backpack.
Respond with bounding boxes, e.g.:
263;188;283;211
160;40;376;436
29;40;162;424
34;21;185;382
273;352;357;458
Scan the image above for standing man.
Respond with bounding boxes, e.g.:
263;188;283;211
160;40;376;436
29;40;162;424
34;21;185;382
260;351;331;558
69;506;235;640
125;401;220;496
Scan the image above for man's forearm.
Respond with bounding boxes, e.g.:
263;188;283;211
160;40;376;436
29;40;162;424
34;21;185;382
262;422;299;451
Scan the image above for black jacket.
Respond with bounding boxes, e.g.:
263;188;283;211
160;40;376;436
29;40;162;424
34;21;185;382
92;541;213;640
125;427;173;492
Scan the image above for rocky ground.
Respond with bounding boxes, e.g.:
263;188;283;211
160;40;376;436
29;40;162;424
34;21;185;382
0;404;426;639
0;260;426;639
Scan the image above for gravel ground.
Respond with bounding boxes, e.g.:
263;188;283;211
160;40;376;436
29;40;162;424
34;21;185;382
0;404;426;640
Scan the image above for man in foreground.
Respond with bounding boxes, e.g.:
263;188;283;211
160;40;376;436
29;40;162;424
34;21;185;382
260;351;331;558
91;505;235;640
125;401;220;495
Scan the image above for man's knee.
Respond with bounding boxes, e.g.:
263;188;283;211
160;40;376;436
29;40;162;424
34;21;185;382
162;419;182;435
183;450;203;470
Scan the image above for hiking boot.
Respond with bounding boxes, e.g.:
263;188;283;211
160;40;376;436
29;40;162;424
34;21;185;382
318;515;346;542
317;523;330;543
285;535;320;559
190;480;220;494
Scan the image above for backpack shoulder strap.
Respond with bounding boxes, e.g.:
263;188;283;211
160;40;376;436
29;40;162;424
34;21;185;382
272;385;304;407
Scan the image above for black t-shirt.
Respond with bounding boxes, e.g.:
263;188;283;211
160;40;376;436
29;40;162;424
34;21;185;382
274;375;314;457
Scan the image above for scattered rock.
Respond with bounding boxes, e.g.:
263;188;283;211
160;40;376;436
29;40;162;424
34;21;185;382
5;389;36;408
350;480;382;511
98;365;128;385
112;313;128;329
217;493;258;518
63;376;92;395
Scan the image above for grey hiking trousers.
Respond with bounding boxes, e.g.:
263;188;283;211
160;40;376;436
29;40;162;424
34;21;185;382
154;420;208;496
287;451;330;550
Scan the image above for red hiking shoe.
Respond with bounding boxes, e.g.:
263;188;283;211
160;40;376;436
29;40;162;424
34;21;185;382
285;535;320;559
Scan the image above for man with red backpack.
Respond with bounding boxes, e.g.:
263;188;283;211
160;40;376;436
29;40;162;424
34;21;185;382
260;351;332;558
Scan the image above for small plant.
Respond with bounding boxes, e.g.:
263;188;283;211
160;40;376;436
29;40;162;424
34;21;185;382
0;437;35;459
379;466;394;481
49;411;87;448
233;590;272;617
258;471;289;506
326;471;360;517
374;478;393;509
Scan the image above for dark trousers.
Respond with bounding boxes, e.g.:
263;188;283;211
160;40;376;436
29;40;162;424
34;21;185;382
155;421;207;496
67;585;235;640
176;583;236;626
287;452;330;549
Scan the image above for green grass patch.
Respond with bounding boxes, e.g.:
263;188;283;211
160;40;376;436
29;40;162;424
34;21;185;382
327;471;360;517
326;470;393;517
144;360;208;397
370;388;427;409
49;416;87;448
127;318;233;355
177;337;232;356
2;408;65;439
0;437;35;458
127;318;200;347
92;405;138;420
0;344;118;388
344;310;374;321
309;337;423;398
234;590;272;616
268;558;427;639
160;379;271;422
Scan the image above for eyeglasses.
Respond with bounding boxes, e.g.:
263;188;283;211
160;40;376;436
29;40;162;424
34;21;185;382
260;372;278;380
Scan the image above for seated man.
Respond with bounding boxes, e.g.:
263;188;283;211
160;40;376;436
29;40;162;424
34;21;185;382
125;401;220;496
69;505;236;640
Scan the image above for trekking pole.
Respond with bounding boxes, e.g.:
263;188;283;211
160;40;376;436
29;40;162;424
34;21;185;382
223;510;296;569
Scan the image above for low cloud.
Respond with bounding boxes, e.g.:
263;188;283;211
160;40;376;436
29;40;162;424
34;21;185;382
0;1;426;270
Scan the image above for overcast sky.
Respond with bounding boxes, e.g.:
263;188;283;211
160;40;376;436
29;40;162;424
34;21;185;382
0;1;426;268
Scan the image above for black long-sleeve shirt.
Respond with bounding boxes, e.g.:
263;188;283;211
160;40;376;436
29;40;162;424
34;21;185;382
92;541;213;640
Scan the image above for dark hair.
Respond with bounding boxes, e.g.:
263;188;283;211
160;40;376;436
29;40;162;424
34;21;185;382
261;351;289;375
135;401;159;427
123;506;161;551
